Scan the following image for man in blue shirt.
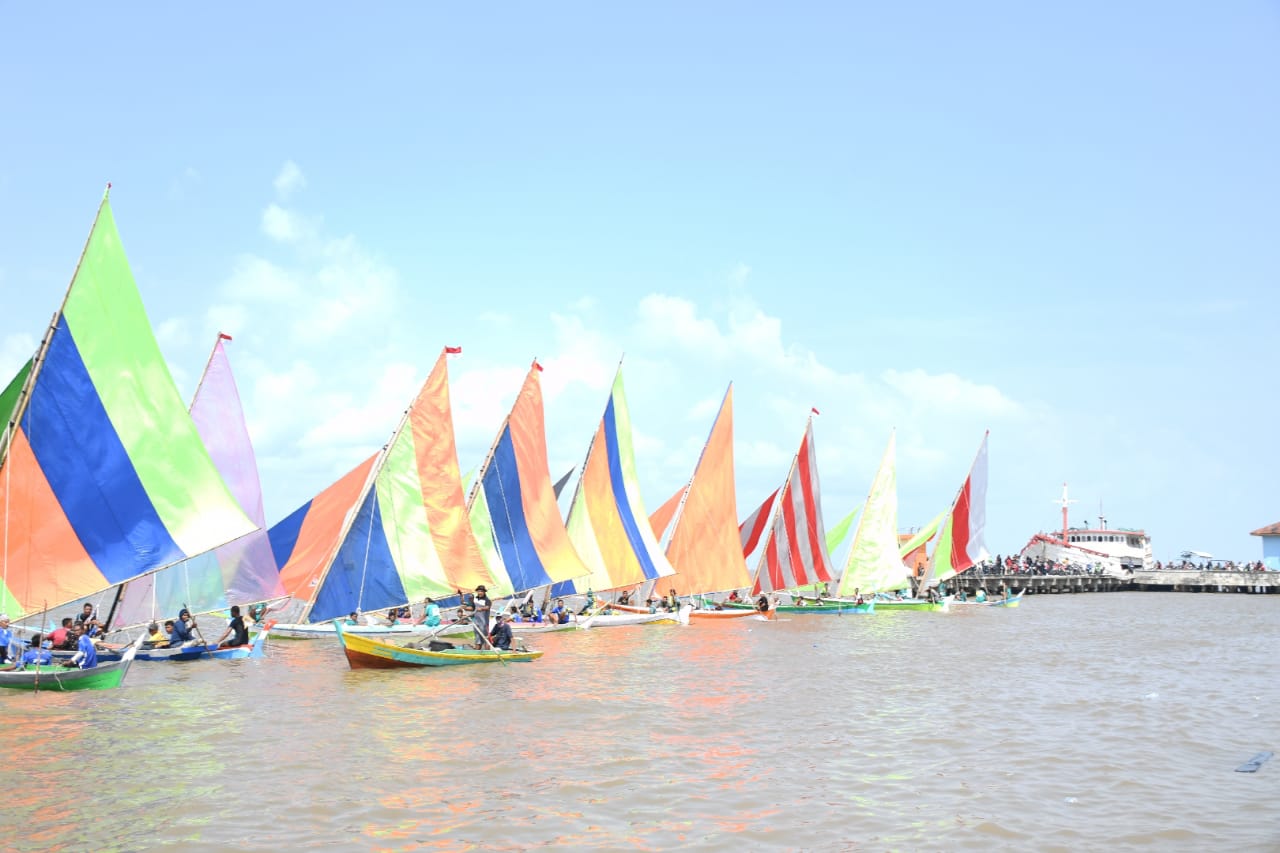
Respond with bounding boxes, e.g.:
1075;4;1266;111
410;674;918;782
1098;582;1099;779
66;627;98;669
0;614;14;665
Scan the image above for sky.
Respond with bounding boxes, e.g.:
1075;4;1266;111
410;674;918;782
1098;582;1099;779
1;2;1276;563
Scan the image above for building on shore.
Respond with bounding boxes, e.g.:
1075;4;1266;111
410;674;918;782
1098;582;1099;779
1250;521;1280;571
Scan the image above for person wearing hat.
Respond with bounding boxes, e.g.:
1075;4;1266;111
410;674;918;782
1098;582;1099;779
488;612;513;651
0;614;14;665
464;585;491;649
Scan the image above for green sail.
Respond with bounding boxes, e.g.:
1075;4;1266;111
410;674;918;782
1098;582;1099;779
835;432;912;596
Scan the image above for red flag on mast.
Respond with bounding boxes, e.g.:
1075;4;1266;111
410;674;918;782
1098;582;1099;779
218;332;233;341
445;346;462;354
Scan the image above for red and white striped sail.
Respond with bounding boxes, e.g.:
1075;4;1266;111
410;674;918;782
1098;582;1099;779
920;431;990;588
751;418;836;595
738;488;779;557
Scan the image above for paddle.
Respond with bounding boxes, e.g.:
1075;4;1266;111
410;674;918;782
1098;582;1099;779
471;615;510;667
182;603;210;657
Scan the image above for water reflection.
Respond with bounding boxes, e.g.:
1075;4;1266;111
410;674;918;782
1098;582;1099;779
2;596;1278;850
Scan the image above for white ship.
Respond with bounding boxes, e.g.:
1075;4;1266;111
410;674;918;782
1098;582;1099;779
1019;484;1153;576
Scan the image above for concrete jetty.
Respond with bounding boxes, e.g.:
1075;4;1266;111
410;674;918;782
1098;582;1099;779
945;572;1279;595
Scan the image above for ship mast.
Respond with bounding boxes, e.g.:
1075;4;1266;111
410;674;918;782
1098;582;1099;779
1053;483;1077;545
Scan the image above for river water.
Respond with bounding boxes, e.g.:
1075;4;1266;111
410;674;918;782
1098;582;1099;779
2;593;1277;852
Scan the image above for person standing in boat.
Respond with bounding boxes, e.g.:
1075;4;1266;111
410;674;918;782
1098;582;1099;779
215;605;249;648
463;585;491;649
74;602;102;637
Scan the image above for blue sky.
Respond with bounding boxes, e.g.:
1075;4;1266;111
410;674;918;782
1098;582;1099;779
1;3;1276;562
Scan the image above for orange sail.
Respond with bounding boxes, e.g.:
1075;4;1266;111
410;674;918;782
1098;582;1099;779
409;350;491;591
648;486;685;542
659;385;752;596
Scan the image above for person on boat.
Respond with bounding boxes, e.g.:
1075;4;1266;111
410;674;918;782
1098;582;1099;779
64;626;99;669
853;588;866;606
957;588;967;603
507;604;523;623
248;603;269;625
421;597;442;628
0;614;14;665
755;594;770;614
3;633;52;671
48;617;73;650
617;590;632;606
488;613;513;651
974;587;987;603
464;585;491;648
646;597;658;614
145;622;168;646
343;612;361;626
172;609;199;646
550;598;569;624
215;605;249;648
924;586;939;604
74;602;101;636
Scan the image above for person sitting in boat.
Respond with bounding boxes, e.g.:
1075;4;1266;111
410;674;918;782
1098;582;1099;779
924;586;939;604
48;617;73;650
507;604;523;623
420;597;442;628
248;603;269;625
3;633;52;671
518;597;535;619
755;594;770;613
64;626;98;669
646;597;658;614
0;614;14;665
145;622;169;647
550;598;569;624
215;605;249;649
74;602;102;637
488;614;513;651
172;609;202;646
974;587;987;603
617;590;632;606
343;612;361;626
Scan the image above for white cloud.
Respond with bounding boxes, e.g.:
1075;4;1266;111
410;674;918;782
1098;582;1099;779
273;160;306;197
881;368;1023;419
261;204;308;244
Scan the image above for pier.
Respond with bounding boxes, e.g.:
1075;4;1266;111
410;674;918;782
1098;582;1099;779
945;573;1279;595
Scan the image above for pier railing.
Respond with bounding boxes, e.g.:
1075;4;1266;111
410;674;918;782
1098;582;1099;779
944;572;1278;595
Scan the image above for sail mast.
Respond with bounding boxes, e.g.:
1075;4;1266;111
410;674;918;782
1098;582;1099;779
0;188;111;468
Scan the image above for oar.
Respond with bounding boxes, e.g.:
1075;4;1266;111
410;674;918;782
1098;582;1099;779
471;614;509;667
182;603;211;656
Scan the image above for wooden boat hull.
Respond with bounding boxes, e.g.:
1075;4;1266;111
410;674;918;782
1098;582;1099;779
272;621;471;640
579;605;692;629
723;601;875;615
872;598;949;612
613;603;756;620
0;638;142;691
334;621;541;669
954;590;1023;609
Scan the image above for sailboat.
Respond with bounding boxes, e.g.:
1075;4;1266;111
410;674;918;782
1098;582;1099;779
652;384;752;608
0;189;259;690
916;433;1009;606
730;414;871;615
834;432;947;611
464;359;594;603
269;346;491;640
109;333;285;649
553;363;691;627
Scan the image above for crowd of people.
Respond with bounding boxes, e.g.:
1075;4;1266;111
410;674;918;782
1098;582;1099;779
971;554;1273;576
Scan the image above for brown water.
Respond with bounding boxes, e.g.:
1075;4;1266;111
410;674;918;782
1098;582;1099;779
2;593;1277;852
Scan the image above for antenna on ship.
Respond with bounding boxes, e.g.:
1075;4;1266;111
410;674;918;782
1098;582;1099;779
1099;499;1106;531
1053;483;1077;545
